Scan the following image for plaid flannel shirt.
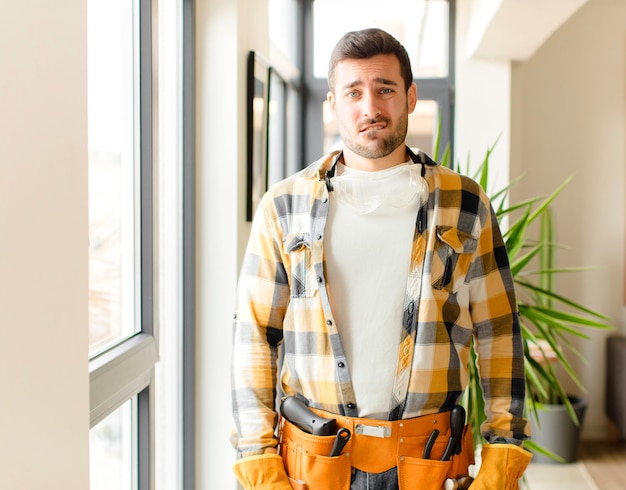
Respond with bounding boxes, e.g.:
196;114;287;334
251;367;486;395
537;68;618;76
231;149;530;456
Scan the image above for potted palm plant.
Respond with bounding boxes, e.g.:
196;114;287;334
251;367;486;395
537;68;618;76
518;206;595;464
435;136;614;463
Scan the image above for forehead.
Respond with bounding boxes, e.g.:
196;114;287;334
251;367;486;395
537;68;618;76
333;54;403;88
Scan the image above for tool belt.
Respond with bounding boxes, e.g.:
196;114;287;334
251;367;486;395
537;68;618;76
279;407;475;490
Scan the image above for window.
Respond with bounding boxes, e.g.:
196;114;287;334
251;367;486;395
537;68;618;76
89;398;134;490
88;0;141;358
268;0;303;182
88;0;192;487
88;0;158;488
302;0;455;164
312;0;450;80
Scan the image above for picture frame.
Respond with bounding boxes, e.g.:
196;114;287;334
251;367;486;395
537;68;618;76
267;66;288;188
246;51;270;221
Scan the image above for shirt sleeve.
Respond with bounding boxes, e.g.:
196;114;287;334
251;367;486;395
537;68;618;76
469;199;531;444
230;193;290;457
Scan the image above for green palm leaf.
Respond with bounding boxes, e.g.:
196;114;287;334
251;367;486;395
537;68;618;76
447;135;615;460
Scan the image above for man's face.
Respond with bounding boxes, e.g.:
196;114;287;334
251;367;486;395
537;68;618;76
327;54;417;161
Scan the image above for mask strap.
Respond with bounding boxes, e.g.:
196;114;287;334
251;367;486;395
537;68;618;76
406;146;426;178
325;151;343;192
327;148;427;191
406;146;430;233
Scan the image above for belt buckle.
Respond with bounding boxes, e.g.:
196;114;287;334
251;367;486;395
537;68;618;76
355;424;391;438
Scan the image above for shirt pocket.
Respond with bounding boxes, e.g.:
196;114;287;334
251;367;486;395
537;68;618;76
284;233;317;298
431;226;477;293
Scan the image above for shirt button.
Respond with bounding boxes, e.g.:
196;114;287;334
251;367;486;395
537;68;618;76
317;276;323;283
326;320;333;326
316;234;322;240
347;403;355;409
338;362;345;368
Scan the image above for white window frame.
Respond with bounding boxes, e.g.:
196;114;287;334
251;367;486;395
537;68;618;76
88;0;161;488
89;1;193;488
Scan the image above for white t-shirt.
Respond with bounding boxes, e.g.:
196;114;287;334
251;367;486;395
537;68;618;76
325;162;422;418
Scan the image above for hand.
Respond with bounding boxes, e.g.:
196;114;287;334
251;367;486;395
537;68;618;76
232;453;293;490
469;444;532;490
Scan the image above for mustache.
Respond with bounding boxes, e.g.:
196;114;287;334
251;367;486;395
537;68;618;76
358;116;390;131
359;116;390;126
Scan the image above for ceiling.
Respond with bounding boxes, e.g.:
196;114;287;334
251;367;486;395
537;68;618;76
467;0;590;61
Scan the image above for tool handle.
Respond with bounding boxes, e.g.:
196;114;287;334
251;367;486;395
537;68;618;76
444;476;474;490
450;405;465;454
440;436;456;461
329;428;351;456
450;405;465;455
280;396;337;436
441;405;466;461
423;429;440;459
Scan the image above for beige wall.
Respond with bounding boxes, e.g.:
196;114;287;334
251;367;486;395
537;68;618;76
194;0;266;487
511;0;626;439
0;1;90;488
455;2;513;197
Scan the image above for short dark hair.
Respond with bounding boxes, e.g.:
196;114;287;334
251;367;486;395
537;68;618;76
327;28;413;92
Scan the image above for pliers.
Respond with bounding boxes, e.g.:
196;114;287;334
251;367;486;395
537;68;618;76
422;429;440;459
423;405;466;461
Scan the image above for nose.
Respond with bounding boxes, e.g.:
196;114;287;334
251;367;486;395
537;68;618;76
362;91;381;119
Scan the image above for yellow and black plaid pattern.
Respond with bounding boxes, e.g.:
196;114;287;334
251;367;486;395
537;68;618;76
231;151;530;457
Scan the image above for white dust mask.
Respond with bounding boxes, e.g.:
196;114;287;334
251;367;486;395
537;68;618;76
329;162;429;214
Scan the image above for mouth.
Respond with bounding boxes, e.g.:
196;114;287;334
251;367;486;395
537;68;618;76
359;122;387;133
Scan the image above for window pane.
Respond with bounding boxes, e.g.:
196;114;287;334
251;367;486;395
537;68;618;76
313;0;449;79
90;399;135;490
269;0;299;66
268;70;287;187
322;99;438;155
88;0;140;355
407;100;439;155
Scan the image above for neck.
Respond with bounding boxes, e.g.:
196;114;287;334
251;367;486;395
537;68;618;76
342;144;408;172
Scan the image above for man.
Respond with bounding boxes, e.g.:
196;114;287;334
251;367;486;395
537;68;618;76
231;28;531;489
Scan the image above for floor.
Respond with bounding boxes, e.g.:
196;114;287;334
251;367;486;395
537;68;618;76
523;441;626;490
524;461;599;490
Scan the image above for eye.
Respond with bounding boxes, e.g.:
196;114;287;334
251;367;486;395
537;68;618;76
380;87;394;95
346;90;360;98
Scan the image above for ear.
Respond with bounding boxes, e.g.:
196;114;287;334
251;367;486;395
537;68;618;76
327;91;336;114
408;82;417;113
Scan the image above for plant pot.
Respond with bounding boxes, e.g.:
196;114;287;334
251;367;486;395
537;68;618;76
530;396;587;464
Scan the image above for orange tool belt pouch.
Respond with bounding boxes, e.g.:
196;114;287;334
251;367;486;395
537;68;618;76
279;407;475;490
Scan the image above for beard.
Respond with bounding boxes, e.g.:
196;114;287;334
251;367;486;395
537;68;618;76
339;110;409;160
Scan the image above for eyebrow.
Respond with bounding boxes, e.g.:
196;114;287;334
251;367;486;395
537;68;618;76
341;77;399;90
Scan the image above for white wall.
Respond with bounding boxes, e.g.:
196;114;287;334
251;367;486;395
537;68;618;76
510;0;626;439
0;1;89;489
194;0;267;487
455;2;512;196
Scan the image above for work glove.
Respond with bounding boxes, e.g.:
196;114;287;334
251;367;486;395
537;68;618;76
470;444;532;490
232;453;293;490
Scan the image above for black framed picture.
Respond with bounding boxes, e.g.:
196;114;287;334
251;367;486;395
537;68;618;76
246;51;270;221
267;66;288;188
